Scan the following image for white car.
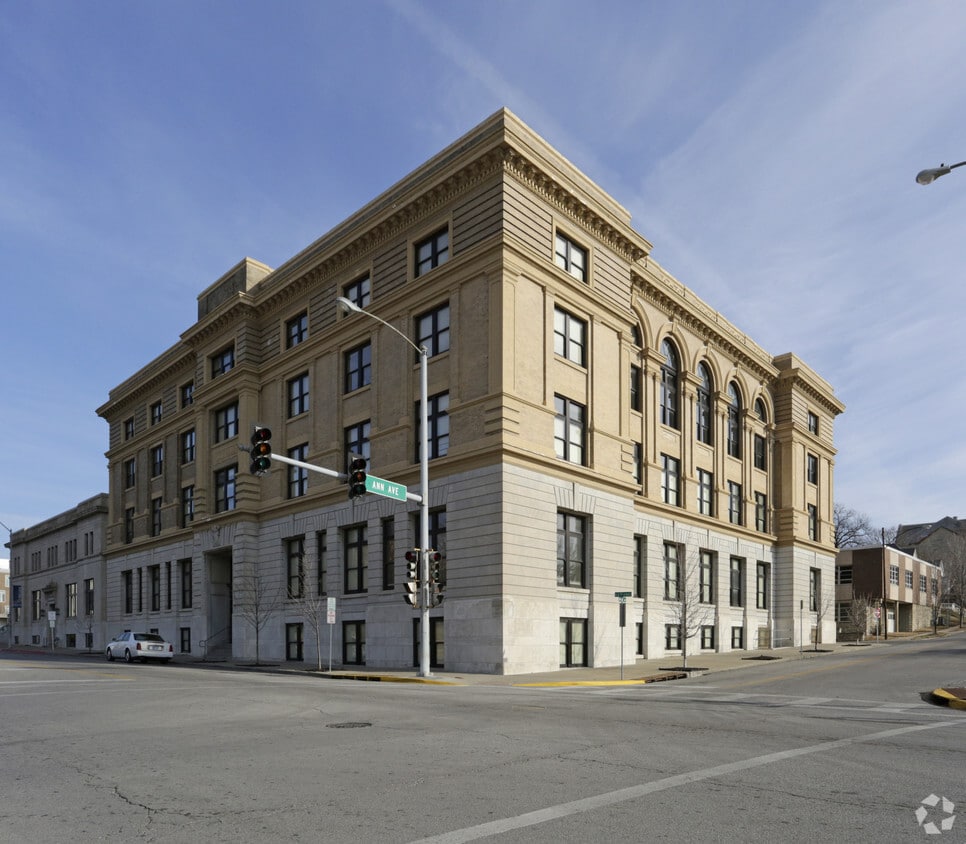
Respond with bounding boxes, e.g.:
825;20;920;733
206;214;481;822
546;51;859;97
106;632;174;664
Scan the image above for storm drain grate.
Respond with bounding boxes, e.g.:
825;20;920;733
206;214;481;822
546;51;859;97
326;721;372;729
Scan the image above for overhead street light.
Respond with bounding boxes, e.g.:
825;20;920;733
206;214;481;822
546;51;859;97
336;296;434;678
916;160;966;185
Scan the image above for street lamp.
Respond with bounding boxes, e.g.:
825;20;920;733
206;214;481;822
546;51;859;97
335;297;433;677
915;160;966;185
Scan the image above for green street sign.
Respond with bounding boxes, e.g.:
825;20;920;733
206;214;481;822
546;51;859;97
614;591;631;598
365;475;408;502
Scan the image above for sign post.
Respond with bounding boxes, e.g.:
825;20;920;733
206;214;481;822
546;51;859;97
327;597;336;672
615;592;631;680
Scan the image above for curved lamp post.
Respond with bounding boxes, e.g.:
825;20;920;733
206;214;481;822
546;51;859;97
336;297;433;678
916;160;966;185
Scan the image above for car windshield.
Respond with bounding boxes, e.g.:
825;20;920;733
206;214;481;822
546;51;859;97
134;634;165;642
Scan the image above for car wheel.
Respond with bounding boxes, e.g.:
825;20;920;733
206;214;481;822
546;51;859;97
124;649;134;663
106;649;115;662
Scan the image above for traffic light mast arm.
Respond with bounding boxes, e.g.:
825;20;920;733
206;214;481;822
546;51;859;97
238;447;346;481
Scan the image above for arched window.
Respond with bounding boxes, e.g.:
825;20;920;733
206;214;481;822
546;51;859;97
631;324;643;348
727;382;742;458
754;398;767;423
660;339;679;429
696;363;713;445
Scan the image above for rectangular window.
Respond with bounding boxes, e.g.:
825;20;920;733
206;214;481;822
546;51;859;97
807;504;818;540
124;508;135;544
124;418;135;440
212;346;234;378
418;392;450;460
755;492;768;533
904;570;913;589
700;626;716;650
697;469;713;516
343;275;371;309
630;364;641;411
287;537;305;598
151;497;162;536
181;486;195;527
661;454;680;506
919;574;927;593
165;561;171;610
286;623;304;662
342;620;366;665
344;342;372;393
317;531;327;596
665;624;681;650
214;465;237;512
84;578;95;616
180;627;191;653
699;550;715;604
288;444;309;498
151;444;164;476
730;556;745;607
633;535;646;598
553;307;587;366
286;311;308;348
556;512;587;588
807;453;818;484
214;402;239;442
559;618;587;667
416;303;450;357
123;570;133;614
65;582;77;618
808;411;819;435
554;395;585;465
888;565;899;586
756;562;770;609
731;626;744;649
180;559;193;609
837;566;853;585
181;429;196;464
151;401;163;425
149;565;161;611
124;458;136;488
344;420;371;468
415;228;449;277
728;481;743;525
633;442;643;485
344;525;368;594
181;382;194;408
288;372;310;417
554;233;587;282
809;568;820;612
664;543;680;600
754;434;767;471
382;517;395;591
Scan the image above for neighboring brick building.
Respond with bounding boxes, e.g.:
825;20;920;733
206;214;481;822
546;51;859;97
18;109;844;673
835;545;942;637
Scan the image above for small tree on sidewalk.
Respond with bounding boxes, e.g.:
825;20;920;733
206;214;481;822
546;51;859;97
665;544;716;670
291;568;328;672
844;592;873;642
234;568;283;665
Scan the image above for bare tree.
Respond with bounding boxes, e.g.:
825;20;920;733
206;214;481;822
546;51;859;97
291;569;328;671
665;545;716;670
234;569;283;665
944;534;966;627
812;584;834;651
844;591;873;642
834;503;897;549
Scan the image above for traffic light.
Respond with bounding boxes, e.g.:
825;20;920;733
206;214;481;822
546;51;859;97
405;549;420;582
428;551;445;585
404;580;419;608
249;426;272;475
347;454;368;499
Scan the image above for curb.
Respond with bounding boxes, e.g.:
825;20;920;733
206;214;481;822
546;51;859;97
929;688;966;711
513;672;689;688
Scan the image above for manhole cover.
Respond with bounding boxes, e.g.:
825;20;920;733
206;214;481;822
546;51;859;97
326;721;372;729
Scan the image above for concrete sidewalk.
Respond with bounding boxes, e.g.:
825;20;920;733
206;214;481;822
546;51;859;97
5;630;965;706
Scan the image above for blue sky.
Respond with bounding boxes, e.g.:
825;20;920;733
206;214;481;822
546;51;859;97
3;0;966;535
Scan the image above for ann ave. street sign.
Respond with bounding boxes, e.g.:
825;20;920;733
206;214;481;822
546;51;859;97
365;474;408;502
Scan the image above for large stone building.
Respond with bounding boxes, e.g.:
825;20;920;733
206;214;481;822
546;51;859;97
15;109;845;673
6;495;108;649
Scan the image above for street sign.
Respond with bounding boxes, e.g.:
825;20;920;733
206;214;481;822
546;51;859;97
614;591;631;603
327;597;336;625
365;474;408;501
